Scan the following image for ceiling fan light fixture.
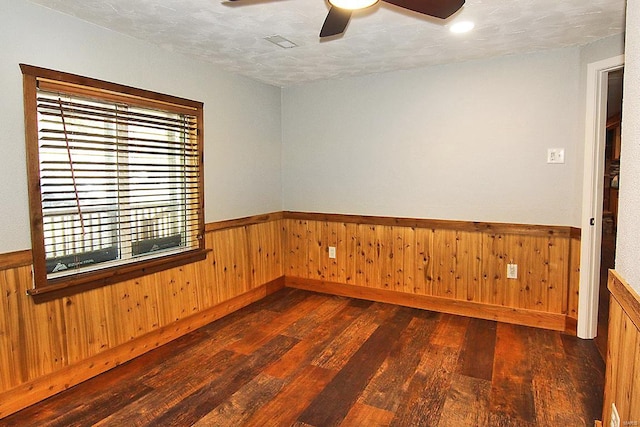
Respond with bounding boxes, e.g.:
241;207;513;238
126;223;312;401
450;20;475;33
328;0;378;11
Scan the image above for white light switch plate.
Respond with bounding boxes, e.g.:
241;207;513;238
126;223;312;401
547;148;565;164
328;246;336;259
507;264;518;279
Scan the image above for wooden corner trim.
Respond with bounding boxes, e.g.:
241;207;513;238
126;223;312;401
0;249;32;270
608;269;640;329
283;211;575;238
204;211;284;232
564;315;578;335
570;227;582;240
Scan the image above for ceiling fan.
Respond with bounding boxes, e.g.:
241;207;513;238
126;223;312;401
227;0;465;38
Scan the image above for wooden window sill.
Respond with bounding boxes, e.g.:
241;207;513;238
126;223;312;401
27;249;210;303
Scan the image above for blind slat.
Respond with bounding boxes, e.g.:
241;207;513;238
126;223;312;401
37;96;198;125
37;98;198;131
37;87;201;275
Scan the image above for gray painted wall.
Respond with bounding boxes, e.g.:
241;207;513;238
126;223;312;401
283;48;585;226
0;0;283;253
617;1;640;293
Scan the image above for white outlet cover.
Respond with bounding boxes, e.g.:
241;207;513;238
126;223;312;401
507;263;518;279
328;246;336;259
547;148;565;164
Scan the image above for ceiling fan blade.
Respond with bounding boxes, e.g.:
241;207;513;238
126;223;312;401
382;0;464;19
320;6;352;37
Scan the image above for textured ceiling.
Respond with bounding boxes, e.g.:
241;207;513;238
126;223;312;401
28;0;626;87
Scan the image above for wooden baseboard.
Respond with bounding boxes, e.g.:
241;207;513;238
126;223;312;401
285;277;570;333
565;315;578;335
0;277;284;419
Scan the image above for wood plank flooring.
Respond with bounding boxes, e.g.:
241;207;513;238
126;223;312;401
2;288;605;427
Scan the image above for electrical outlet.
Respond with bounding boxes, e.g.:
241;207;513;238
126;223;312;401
328;246;336;259
507;263;518;279
611;403;620;427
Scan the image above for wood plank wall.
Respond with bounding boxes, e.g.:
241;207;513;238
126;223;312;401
283;212;580;331
0;213;283;417
0;210;580;418
602;270;640;425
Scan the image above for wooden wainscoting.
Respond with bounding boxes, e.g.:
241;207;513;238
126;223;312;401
0;213;284;418
282;212;580;332
602;270;640;425
0;210;582;418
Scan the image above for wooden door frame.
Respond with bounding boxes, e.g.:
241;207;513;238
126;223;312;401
578;54;624;339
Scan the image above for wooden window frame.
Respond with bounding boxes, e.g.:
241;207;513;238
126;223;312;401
21;64;207;302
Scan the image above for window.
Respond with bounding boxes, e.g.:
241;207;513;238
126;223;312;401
21;64;207;300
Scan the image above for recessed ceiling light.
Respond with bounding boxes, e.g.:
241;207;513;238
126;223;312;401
264;35;298;49
450;21;475;34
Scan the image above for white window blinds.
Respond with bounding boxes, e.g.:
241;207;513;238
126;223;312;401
36;87;201;278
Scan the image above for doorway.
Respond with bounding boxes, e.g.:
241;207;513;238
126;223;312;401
594;69;623;357
578;54;624;340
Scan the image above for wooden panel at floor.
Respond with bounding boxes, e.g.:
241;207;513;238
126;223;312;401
456;231;483;302
248;220;284;288
0;217;284;404
602;270;640;426
414;227;432;295
284;217;577;317
284;219;308;279
1;266;68;389
568;234;581;321
432;228;457;299
342;222;358;285
3;288;604;426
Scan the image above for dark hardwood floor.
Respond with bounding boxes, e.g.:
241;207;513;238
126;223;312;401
3;288;605;427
